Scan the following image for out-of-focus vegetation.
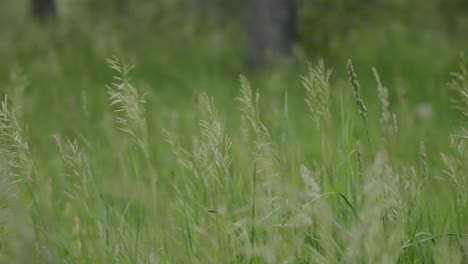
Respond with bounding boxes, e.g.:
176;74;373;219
0;0;467;263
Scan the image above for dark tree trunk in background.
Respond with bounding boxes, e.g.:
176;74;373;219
248;0;297;68
115;0;128;15
32;0;56;20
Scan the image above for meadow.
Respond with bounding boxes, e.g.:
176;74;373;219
0;3;468;263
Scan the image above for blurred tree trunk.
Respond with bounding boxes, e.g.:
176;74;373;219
115;0;127;14
247;0;297;68
32;0;56;20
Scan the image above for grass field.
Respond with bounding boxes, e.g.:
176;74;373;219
1;5;468;263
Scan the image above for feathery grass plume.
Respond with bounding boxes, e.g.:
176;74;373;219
238;75;260;134
198;92;232;186
254;123;280;195
164;93;232;191
298;164;342;262
372;67;390;125
397;166;420;213
299;164;321;200
1;72;47;262
0;165;36;263
0;96;46;261
54;135;147;262
419;141;429;187
448;53;468;117
54;137;92;206
0;69;29;228
301;59;332;126
54;136;103;259
189;137;213;189
380;164;407;225
441;54;468;206
347;60;367;122
0;84;34;229
345;151;401;263
441;134;467;205
372;67;396;137
164;128;213;191
236;75;280;196
0;96;33;181
162;129;195;172
106;56;148;156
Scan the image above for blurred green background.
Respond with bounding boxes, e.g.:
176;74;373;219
2;0;467;88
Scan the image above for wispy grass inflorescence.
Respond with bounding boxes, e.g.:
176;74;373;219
448;53;468;118
347;60;367;122
372;67;396;134
345;151;401;263
5;46;468;263
441;135;467;205
238;75;260;134
347;60;372;151
106;56;148;155
237;75;280;196
164;93;232;190
299;164;321;200
54;137;92;205
442;53;468;205
0;96;33;181
54;136;110;261
163;93;233;191
198;92;232;186
162;129;195;173
301;59;332;126
0;95;44;261
419;141;428;187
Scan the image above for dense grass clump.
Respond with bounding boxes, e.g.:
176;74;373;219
0;51;467;263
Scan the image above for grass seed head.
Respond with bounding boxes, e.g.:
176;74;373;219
106;56;148;155
301;59;332;127
448;53;468;117
300;164;321;200
347;60;367;121
419;141;428;186
372;67;391;130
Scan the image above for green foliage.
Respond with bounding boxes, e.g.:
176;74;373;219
0;1;467;263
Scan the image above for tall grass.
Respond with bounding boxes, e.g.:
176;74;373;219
0;55;467;263
302;59;332;127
